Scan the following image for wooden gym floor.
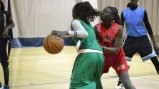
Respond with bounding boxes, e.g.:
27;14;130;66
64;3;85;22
0;46;158;89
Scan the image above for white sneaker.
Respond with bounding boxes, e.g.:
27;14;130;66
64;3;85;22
115;81;124;89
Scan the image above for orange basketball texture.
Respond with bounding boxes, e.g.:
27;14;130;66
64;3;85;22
43;35;64;54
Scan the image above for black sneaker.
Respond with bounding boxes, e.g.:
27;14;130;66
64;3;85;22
0;82;2;89
115;81;124;89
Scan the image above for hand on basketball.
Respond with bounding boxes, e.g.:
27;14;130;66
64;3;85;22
43;34;64;54
50;30;58;35
51;30;69;37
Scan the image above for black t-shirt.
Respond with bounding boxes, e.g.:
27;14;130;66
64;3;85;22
0;10;4;36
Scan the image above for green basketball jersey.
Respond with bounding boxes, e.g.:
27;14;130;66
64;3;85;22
72;19;102;51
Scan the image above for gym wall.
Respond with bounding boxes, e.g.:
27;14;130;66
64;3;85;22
3;0;159;47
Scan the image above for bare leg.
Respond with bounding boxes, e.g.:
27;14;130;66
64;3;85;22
151;57;159;75
118;72;136;89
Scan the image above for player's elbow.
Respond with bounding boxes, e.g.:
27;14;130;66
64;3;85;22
79;32;88;38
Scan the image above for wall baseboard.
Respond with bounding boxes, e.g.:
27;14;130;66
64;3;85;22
10;37;75;48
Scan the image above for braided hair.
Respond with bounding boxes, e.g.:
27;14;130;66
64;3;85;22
109;6;122;25
72;1;98;24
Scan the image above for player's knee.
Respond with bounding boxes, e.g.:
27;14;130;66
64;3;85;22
1;62;9;68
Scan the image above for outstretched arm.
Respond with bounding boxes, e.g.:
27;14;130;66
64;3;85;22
2;16;15;38
50;20;88;38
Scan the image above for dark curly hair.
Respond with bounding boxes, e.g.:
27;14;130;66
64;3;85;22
0;0;5;11
72;1;98;23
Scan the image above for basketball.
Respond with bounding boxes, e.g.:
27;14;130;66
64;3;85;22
43;34;64;54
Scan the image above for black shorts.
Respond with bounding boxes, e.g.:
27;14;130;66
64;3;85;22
123;35;156;62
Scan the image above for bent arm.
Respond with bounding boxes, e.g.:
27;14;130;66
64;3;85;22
121;12;125;27
6;16;15;30
68;20;88;38
51;20;88;38
144;11;158;48
102;26;123;54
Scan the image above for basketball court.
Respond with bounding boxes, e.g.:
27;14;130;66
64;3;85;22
0;0;159;89
0;46;158;89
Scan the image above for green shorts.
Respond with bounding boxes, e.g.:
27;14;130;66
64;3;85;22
70;52;104;89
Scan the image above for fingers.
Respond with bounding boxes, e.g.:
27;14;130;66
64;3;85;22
49;30;62;38
51;30;58;35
